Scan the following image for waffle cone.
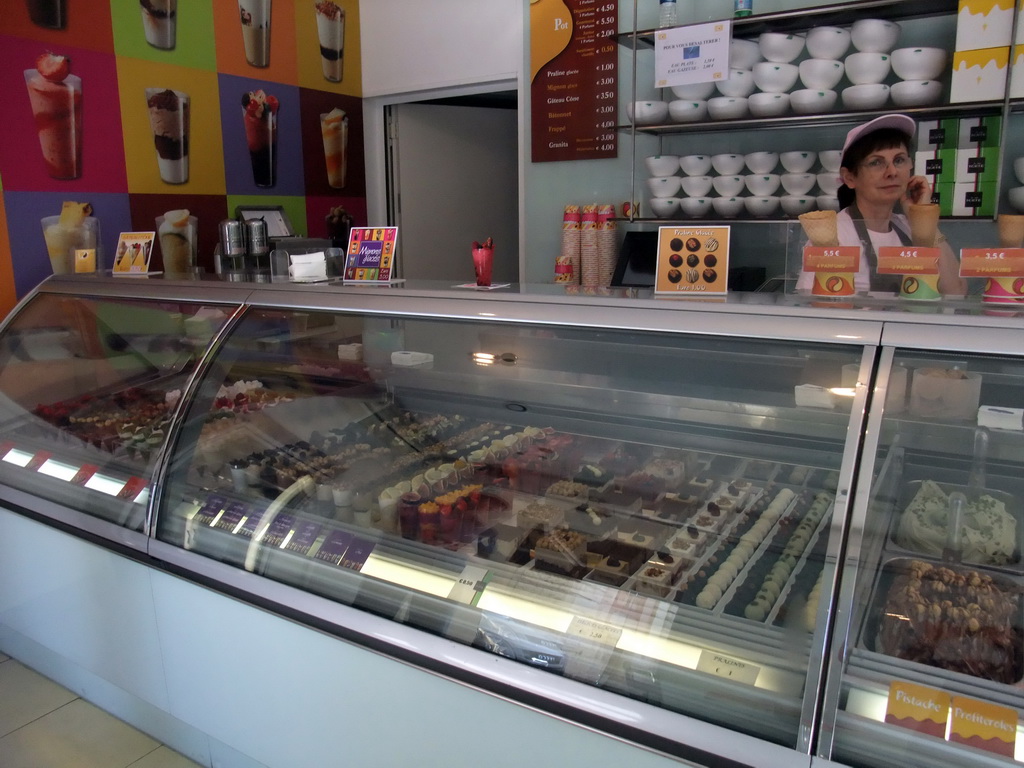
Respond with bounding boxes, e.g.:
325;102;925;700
997;214;1024;249
906;203;940;247
798;211;839;247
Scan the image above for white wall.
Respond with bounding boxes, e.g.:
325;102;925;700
358;0;522;97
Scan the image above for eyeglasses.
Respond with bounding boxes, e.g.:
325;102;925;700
859;154;911;173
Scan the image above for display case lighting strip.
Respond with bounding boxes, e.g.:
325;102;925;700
2;447;147;502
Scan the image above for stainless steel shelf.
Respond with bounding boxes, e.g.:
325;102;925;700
618;0;960;49
619;103;1004;137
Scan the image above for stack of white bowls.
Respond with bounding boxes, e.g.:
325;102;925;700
815;150;843;211
841;20;947;109
889;45;947;107
643;154;683;218
1009;158;1024;214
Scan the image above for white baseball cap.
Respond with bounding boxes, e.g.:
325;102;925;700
841;114;916;163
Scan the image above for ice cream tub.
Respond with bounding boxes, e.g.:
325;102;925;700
858;556;1023;684
887;479;1022;570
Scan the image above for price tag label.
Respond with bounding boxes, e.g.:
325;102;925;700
117;476;148;501
0;441;15;460
447;565;491;606
949;696;1017;757
802;245;861;273
696;650;760;685
876;246;940;274
70;464;99;485
25;450;53;471
959;247;1024;278
884;681;949;738
566;616;622;647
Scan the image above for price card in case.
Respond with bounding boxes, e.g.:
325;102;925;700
949;696;1018;757
696;650;760;685
959;247;1024;278
802;245;861;273
877;246;940;274
884;680;949;738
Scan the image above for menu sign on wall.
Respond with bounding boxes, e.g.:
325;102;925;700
530;0;617;163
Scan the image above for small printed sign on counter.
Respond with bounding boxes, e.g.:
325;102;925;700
884;681;950;738
959;247;1024;277
654;226;729;295
654;20;732;89
696;650;760;685
564;615;622;684
113;232;156;274
343;227;399;283
876;246;940;275
447;565;492;606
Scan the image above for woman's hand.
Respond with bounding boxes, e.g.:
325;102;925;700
905;174;932;206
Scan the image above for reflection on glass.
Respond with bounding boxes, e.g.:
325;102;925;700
0;296;233;529
157;308;863;748
834;349;1024;767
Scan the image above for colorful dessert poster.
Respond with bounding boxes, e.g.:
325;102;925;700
113;231;155;273
654;226;729;295
211;0;299;84
343;226;397;282
949;696;1018;758
884;681;950;738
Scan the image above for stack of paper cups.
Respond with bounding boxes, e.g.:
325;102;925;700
597;204;616;286
559;205;581;284
580;204;600;287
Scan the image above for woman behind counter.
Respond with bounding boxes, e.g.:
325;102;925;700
796;114;967;296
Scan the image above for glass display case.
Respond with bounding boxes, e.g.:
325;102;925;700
2;275;1023;767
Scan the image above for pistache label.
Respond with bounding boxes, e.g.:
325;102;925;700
949;696;1018;758
884;681;949;738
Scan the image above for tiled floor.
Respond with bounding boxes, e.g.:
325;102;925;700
0;652;203;768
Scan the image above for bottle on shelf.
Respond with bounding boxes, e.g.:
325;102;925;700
734;0;752;17
659;0;678;28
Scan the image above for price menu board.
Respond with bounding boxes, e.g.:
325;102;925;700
530;0;617;163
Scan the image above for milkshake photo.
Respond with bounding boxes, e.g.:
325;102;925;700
238;0;271;68
145;87;190;184
157;209;197;274
320;108;348;188
25;0;66;30
24;53;83;180
314;1;345;82
140;0;177;50
242;89;279;187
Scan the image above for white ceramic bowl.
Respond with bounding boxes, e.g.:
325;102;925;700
780;151;817;173
819;150;842;172
670;82;717;100
712;196;745;218
717;68;757;98
745;173;781;196
891;47;948;81
790;88;837;114
841;83;890;110
707;96;749;120
745;196;780;218
753;62;799;93
680;175;714;197
799;58;845;90
680;196;713;217
816;172;841;195
680;154;713;176
712;174;746;196
781;195;817;215
668;99;709;122
851;19;901;53
646;176;682;198
745;151;779;174
844;51;891;84
781;172;817;195
1009;186;1024;213
890;79;943;107
711;153;746;175
645;155;681;177
731;38;764;70
649;197;681;218
759;32;805;63
1015;157;1024;186
816;195;841;211
806;26;852;60
748;92;790;116
628;100;669;125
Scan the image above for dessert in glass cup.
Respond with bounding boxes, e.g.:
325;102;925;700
24;53;82;180
242;89;279;187
314;1;344;82
145;87;190;184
